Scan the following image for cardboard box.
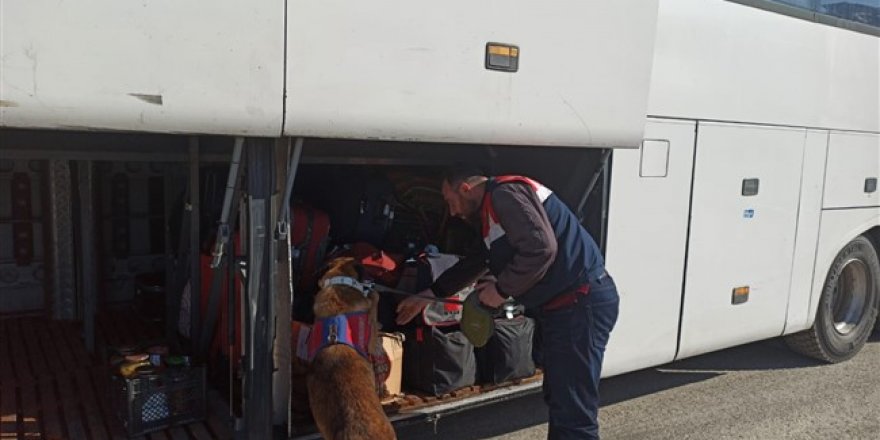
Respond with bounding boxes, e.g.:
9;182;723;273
381;332;405;396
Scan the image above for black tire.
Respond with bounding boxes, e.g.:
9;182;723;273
872;234;880;335
785;235;880;363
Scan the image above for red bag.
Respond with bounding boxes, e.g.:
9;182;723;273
292;203;331;294
199;235;243;364
332;242;403;287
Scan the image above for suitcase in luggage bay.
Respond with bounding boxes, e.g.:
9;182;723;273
291;202;331;322
291;203;331;291
310;170;396;248
196;232;243;364
351;174;396;247
475;315;536;384
199;252;243;364
420;253;467;327
394;251;479;328
403;325;476;396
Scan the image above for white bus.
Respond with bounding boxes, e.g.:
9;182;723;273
606;0;880;376
1;0;877;437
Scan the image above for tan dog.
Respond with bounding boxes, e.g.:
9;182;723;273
307;257;396;440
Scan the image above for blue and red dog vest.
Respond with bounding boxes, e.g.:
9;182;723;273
293;314;391;396
306;312;372;361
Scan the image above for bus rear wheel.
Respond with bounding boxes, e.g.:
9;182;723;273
785;235;880;363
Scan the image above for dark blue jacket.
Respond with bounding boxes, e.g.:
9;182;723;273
432;176;605;309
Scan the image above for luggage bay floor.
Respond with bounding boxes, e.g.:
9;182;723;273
289;368;545;437
384;372;544;414
0;311;233;440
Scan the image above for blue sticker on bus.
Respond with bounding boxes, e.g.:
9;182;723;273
744;209;755;219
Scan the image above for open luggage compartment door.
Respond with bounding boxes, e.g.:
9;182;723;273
0;1;284;135
285;0;660;148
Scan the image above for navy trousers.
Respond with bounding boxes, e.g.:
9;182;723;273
535;275;619;440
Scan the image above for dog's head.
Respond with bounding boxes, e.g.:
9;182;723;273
318;257;364;286
313;257;374;319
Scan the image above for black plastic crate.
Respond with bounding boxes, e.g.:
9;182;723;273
111;366;206;437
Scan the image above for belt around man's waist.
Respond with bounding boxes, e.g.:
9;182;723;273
542;284;590;312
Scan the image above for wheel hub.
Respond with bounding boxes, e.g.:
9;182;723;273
831;258;869;336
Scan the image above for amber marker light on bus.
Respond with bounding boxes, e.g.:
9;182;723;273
732;286;750;305
485;43;519;72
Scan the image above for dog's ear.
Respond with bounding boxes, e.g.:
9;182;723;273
318;257;364;283
320;257;351;275
332;257;362;279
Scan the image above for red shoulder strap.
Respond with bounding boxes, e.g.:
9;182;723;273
481;176;539;237
493;175;539;190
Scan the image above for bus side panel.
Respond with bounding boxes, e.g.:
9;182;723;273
284;0;659;148
782;130;829;334
649;0;880;133
0;1;284;136
603;119;695;377
677;123;805;360
806;131;880;329
823;132;880;210
807;208;880;330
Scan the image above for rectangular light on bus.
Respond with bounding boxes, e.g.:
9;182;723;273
732;286;750;305
485;43;519;72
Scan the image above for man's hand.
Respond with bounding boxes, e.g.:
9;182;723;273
396;289;435;325
476;280;506;309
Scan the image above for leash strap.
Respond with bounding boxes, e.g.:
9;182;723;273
370;283;465;305
319;277;464;304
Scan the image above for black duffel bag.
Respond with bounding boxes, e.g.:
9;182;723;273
403;325;476;396
475;316;536;384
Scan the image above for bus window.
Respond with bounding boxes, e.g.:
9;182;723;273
773;0;814;9
819;0;880;27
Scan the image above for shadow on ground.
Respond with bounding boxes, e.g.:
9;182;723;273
397;333;871;440
599;335;840;406
657;338;822;372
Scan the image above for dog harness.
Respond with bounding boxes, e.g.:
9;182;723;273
293;316;391;396
306;312;372;361
302;276;375;361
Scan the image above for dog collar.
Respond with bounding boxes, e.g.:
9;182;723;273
321;276;373;297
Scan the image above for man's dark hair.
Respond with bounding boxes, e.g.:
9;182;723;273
442;164;487;186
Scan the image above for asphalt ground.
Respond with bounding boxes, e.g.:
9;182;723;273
397;329;880;440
